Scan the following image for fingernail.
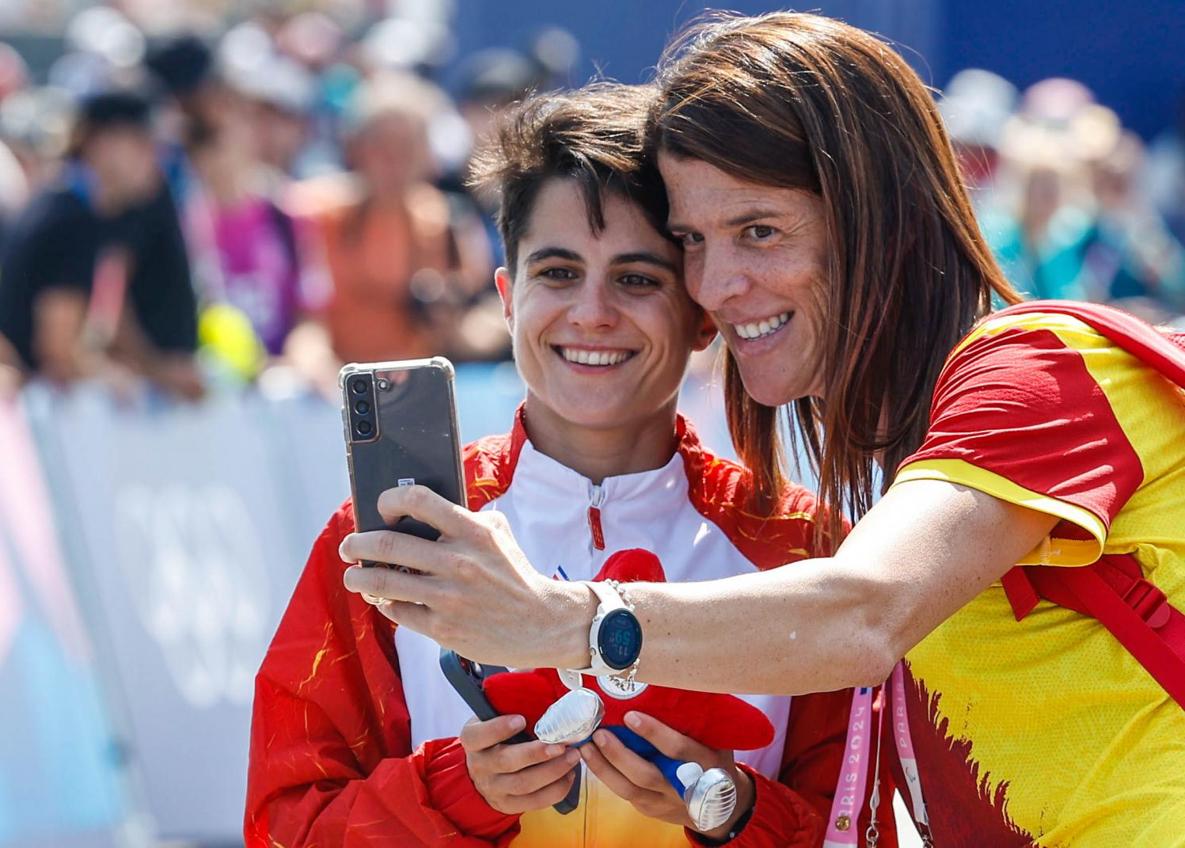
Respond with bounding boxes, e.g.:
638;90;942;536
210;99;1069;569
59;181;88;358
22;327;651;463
509;715;526;731
547;744;565;757
625;712;642;729
593;731;608;746
566;750;580;764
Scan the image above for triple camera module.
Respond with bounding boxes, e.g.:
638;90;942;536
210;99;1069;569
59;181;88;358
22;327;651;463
346;372;383;441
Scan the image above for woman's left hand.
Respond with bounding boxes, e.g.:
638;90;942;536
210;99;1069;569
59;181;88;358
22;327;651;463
338;484;593;670
579;711;755;840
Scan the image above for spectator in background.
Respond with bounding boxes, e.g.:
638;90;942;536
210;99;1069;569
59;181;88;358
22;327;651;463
977;80;1102;302
241;55;316;183
143;32;320;385
980;132;1090;301
971;78;1185;315
1079;128;1185;314
183;71;321;368
938;68;1016;198
0;88;201;398
286;72;498;375
216;19;320;184
452;48;542;166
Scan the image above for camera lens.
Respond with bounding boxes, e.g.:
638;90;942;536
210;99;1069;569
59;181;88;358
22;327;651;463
351;378;368;395
356;420;373;436
354;399;370;415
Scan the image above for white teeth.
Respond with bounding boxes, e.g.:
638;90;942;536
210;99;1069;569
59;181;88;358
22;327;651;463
734;312;791;340
559;347;632;366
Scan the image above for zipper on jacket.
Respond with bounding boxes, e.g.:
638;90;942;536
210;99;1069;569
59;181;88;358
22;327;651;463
587;485;606;551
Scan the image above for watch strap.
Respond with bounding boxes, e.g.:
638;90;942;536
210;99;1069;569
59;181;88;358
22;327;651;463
565;580;636;679
586;579;628;613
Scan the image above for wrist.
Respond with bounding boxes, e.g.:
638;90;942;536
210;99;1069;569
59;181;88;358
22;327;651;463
421;738;521;839
545;579;599;669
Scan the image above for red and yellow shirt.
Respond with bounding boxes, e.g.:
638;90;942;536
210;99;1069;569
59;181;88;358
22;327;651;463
891;310;1185;846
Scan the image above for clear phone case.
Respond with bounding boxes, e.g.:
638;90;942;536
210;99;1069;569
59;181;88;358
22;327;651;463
341;357;465;541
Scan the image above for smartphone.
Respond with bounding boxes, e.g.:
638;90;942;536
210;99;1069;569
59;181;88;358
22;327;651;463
440;650;582;815
439;651;530;737
341;357;465;545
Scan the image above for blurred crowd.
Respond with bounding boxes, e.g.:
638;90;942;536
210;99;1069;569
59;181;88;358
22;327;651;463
941;69;1185;324
0;2;578;401
1;3;1184;403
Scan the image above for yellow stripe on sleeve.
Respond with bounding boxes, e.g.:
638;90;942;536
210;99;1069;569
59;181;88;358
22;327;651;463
892;458;1107;566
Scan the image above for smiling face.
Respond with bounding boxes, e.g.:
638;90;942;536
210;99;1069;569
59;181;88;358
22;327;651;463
498;177;714;432
659;153;829;407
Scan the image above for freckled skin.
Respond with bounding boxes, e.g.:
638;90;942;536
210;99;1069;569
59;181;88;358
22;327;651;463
659;154;830;406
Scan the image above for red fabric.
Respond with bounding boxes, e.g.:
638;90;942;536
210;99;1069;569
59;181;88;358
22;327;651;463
901;324;1144;534
998;300;1185;386
678;416;834;566
463;406;529;512
890;664;1031;846
245;504;521;847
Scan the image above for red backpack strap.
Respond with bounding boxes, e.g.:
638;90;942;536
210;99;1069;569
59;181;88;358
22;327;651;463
1003;559;1185;709
993;300;1185;708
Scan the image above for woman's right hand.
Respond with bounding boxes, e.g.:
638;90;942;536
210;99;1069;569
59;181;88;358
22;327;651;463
461;714;581;814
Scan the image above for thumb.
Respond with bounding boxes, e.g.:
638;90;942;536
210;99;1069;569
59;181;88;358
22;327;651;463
624;711;715;763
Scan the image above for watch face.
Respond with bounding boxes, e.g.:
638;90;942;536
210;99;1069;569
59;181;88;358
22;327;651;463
598;608;642;670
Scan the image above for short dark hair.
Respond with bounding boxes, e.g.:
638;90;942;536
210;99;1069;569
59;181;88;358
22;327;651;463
67;87;154;158
468;82;670;271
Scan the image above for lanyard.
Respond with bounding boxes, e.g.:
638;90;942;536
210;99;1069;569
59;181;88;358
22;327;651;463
823;686;876;847
824;661;934;847
891;662;933;843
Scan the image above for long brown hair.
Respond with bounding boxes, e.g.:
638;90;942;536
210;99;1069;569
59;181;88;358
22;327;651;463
650;12;1021;544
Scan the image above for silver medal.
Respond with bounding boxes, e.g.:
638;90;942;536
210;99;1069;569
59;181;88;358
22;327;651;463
679;763;738;833
534;687;605;745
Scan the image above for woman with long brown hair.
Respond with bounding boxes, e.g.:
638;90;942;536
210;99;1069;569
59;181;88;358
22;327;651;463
339;12;1185;846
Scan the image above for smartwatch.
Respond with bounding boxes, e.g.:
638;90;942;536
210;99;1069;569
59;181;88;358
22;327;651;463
568;580;643;679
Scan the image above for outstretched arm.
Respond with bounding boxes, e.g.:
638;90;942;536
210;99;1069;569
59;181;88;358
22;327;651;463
339;477;1057;695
